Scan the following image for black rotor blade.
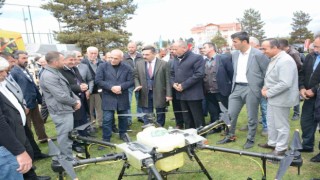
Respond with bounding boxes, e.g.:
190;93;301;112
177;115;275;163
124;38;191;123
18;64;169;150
156;110;188;115
74;121;94;131
275;155;294;180
48;139;60;156
58;158;77;180
218;102;231;126
290;130;302;150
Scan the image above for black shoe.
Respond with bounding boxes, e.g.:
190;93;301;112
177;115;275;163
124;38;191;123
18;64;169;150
258;143;275;150
36;176;51;180
112;127;119;133
34;153;50;161
299;148;314;153
72;146;85;153
310;153;320;162
243;139;254;149
137;118;144;123
217;136;236;144
120;134;130;143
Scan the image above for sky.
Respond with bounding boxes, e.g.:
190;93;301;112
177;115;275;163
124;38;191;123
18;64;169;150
1;0;319;45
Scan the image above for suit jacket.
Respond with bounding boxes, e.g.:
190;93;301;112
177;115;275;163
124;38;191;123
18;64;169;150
299;52;320;94
10;66;42;109
134;58;172;108
81;58;104;94
6;74;25;105
204;54;234;97
170;50;205;101
95;62;134;111
0;92;27;156
231;47;269;98
264;51;299;107
77;63;94;94
40;66;79;115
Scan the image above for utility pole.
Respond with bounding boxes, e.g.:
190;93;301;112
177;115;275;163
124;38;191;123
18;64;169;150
22;8;30;43
27;5;36;43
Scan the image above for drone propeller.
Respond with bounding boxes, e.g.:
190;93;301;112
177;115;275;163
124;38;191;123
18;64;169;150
117;113;147;117
218;102;231;126
275;129;302;180
74;121;94;131
48;139;78;180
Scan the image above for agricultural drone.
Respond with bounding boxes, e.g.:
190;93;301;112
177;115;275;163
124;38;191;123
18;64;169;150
49;103;303;180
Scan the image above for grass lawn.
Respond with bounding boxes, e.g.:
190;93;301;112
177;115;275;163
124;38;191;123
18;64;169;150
33;101;319;180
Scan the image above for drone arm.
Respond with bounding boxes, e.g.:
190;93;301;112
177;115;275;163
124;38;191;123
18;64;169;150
77;153;125;165
71;135;116;148
197;120;225;135
144;158;163;180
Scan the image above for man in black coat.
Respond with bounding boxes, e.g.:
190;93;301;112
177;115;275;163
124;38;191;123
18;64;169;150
60;51;90;153
299;35;320;158
170;40;205;129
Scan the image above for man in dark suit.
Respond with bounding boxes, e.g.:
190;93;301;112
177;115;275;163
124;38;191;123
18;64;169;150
299;35;320;157
170;40;205;129
134;45;172;126
202;42;233;133
59;51;90;153
0;57;50;180
81;46;104;130
96;49;134;142
217;32;269;149
10;50;49;143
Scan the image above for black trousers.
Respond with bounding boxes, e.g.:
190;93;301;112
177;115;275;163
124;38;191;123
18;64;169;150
206;92;229;123
172;89;183;126
301;98;318;150
180;100;204;129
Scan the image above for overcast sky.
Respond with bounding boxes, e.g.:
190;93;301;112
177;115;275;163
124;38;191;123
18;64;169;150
1;0;319;44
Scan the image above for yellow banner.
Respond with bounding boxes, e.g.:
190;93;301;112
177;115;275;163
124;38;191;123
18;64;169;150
0;30;26;53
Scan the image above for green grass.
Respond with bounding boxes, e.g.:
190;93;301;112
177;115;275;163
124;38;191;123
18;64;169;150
33;101;319;180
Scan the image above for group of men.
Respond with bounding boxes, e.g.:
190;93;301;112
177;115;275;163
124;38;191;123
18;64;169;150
1;31;320;179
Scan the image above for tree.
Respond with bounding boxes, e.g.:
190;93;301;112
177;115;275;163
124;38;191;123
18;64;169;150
0;0;5;15
290;10;314;44
237;8;265;41
41;0;137;53
211;31;227;50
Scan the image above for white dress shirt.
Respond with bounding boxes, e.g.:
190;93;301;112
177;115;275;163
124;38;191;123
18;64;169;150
235;47;251;83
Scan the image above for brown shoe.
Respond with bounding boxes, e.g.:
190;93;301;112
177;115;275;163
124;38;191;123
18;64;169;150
271;149;286;156
258;143;275;150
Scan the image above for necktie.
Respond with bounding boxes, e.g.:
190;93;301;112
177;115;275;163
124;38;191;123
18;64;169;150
148;62;153;77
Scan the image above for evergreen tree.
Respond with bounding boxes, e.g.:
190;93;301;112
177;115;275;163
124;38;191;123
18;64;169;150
290;10;314;44
237;8;265;41
211;31;227;50
0;0;5;15
41;0;137;53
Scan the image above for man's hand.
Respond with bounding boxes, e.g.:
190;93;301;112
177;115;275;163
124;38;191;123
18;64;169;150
74;100;81;110
111;86;122;94
300;88;308;99
25;108;30;115
85;91;90;100
305;89;315;98
176;84;183;92
261;87;267;98
16;151;32;174
166;96;172;102
80;83;88;92
133;86;142;92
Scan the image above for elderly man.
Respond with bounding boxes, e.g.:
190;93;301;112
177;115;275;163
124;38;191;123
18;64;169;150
170;40;205;129
259;38;299;156
96;49;133;143
134;45;172;126
40;51;81;160
0;57;50;180
81;46;104;129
